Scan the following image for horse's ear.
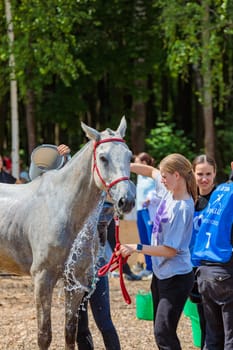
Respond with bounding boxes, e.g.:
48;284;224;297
116;116;127;138
81;122;100;141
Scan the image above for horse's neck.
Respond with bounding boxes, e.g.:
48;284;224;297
54;141;104;226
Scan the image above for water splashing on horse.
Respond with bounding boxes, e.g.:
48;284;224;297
0;117;135;350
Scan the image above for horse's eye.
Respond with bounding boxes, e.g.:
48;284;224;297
100;155;108;164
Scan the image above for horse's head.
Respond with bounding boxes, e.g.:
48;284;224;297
81;116;136;214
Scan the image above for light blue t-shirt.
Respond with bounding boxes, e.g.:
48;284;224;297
151;174;194;279
136;174;156;210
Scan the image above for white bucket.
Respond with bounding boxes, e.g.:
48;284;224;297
29;144;65;180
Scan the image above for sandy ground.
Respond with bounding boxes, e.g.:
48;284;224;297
0;274;200;350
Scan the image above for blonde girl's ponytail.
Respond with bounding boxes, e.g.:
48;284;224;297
187;169;198;202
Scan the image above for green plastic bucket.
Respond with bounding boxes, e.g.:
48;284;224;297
190;315;201;347
183;298;199;318
135;291;154;321
183;299;202;347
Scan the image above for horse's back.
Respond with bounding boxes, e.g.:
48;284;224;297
0;181;41;275
0;174;76;276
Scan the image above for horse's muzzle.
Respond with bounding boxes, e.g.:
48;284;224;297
110;179;136;214
117;196;135;213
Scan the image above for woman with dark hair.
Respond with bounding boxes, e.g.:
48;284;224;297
192;160;233;350
0;154;20;184
190;154;217;349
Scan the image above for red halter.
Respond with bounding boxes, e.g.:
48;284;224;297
94;137;131;304
93;138;130;191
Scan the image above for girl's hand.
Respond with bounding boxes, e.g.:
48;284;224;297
143;199;150;207
116;244;137;258
57;144;70;156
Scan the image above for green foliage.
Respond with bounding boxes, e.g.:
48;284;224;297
0;0;232;167
215;115;233;177
3;0;93;97
145;122;196;164
155;0;231;109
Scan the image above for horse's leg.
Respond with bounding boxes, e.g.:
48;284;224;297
33;269;56;350
64;288;85;350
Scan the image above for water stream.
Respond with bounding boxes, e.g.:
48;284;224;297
63;196;105;311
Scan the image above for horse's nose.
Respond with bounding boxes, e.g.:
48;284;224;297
118;196;135;213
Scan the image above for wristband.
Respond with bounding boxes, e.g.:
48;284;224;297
137;243;143;251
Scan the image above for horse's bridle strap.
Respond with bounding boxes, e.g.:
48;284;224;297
93;138;130;191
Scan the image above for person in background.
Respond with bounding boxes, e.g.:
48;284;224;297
2;154;12;173
0;154;21;184
229;161;233;181
57;144;72;160
134;152;156;279
192;160;233;350
118;153;196;350
77;201;121;350
189;154;217;349
19;171;30;183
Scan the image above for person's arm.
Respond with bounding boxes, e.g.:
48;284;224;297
130;163;159;179
57;144;71;163
118;243;177;258
57;144;71;156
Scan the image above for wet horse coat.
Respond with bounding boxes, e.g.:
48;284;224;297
0;117;135;350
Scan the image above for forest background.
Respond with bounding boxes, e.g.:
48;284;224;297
0;0;233;181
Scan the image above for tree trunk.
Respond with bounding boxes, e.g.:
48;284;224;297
201;1;215;159
0;97;8;153
193;66;204;151
131;79;146;155
131;102;146;154
5;0;19;178
25;88;36;157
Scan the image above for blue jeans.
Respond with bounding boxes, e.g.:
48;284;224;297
197;264;233;350
77;267;120;350
151;271;194;350
137;208;153;271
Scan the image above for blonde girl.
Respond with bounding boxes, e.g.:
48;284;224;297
119;153;197;350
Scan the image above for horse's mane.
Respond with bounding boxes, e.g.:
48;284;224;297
105;128;115;136
68;141;91;161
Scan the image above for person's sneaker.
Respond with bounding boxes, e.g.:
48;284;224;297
138;269;153;280
124;272;142;281
132;262;144;273
109;271;120;278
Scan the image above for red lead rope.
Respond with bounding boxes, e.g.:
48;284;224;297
98;216;131;304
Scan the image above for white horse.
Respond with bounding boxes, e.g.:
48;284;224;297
0;117;135;350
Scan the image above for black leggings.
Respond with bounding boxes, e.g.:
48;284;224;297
151;271;194;350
